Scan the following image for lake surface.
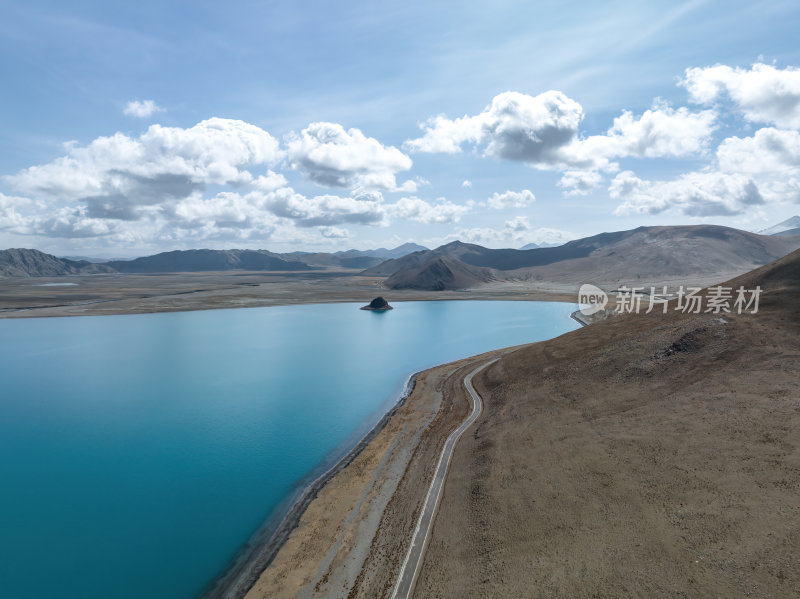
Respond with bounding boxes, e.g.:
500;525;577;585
0;301;577;599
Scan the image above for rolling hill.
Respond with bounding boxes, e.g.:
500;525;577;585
0;243;430;277
418;247;800;598
106;249;312;273
758;215;800;236
0;249;115;277
367;225;800;290
282;243;429;269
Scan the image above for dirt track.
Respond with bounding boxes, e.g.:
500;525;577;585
415;253;800;598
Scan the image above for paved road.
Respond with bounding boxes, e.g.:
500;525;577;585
391;358;498;599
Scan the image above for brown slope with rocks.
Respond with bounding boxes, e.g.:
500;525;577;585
384;254;494;291
372;225;800;291
0;248;115;277
106;249;312;273
414;249;800;598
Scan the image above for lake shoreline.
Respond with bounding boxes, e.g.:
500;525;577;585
0;270;577;318
0;300;579;599
239;310;579;598
200;371;421;599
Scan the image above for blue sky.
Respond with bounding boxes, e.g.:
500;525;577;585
1;0;799;256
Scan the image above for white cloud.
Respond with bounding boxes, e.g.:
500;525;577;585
7;118;284;223
558;170;603;196
35;206;118;238
252;170;289;192
319;226;350;239
171;191;271;231
610;170;764;217
405;91;587;168
123;100;164;118
584;102;717;159
609;122;800;217
486;189;535;209
461;179;472;188
715;127;800;203
406;92;715;177
504;215;530;232
682;63;800;129
717;127;800;175
388;196;470;224
524;227;576;246
448;221;575;248
286;122;412;190
0;193;38;233
263;187;387;227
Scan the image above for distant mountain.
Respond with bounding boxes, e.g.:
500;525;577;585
1;249;115;277
334;242;429;260
279;243;428;269
106;249;312;273
368;225;800;290
59;255;112;263
1;244;431;277
520;241;563;250
384;251;494;291
278;251;383;269
759;216;800;236
772;227;800;237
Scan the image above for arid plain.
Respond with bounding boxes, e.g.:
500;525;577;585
238;253;800;598
2;249;798;599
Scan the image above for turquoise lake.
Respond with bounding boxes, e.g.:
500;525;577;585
0;301;577;599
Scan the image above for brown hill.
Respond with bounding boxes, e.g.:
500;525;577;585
416;249;800;597
385;254;494;291
106;249;312;273
370;225;800;290
0;248;114;277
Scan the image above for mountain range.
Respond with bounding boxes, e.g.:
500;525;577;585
0;248;116;277
0;244;428;278
3;224;800;285
758;215;800;236
365;224;800;290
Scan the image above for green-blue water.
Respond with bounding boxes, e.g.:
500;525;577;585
0;301;577;599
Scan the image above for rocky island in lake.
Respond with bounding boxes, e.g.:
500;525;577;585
360;296;393;311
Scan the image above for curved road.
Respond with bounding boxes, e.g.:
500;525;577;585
391;358;498;599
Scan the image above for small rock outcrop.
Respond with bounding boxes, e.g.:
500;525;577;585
361;296;393;311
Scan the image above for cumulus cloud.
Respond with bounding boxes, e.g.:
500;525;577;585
584;102;717;159
524;227;576;246
123;100;164;118
486;189;535;209
388;196;470;224
252;170;289;192
461;180;472;188
263;188;387;227
611;124;800;217
406;92;716;178
717;127;800;175
319;226;350;239
405;91;587;168
715;127;800;203
610;170;764;217
36;206;118;238
7;118;284;223
170;191;271;231
449;221;575;248
504;215;530;232
682;63;800;129
0;193;38;233
286;122;412;190
558;170;603;196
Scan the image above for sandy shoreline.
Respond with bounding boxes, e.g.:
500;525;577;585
241;349;517;598
200;372;420;599
0;271;577;318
